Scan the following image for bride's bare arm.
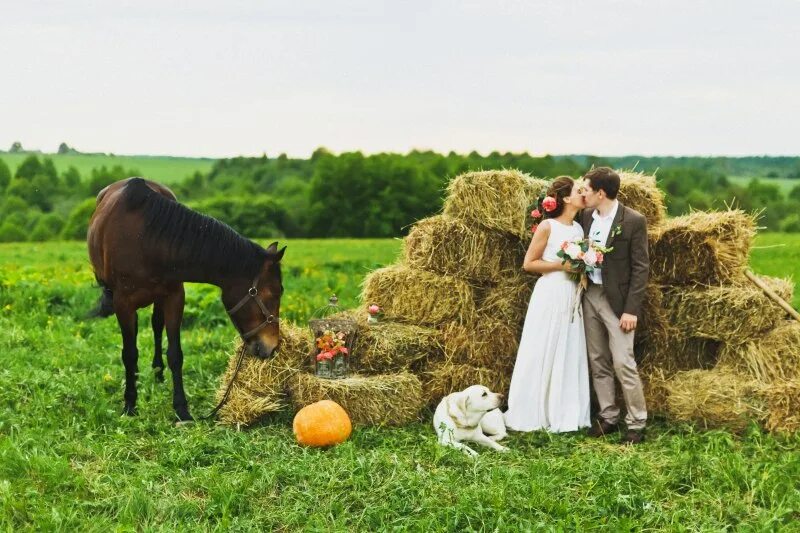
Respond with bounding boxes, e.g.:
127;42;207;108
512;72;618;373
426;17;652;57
522;221;570;274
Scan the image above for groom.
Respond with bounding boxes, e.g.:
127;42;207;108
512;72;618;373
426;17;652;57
580;167;649;444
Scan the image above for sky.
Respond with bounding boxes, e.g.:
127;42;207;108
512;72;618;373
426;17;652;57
2;0;799;158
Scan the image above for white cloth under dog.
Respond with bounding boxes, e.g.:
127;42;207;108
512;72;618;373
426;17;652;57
504;219;591;433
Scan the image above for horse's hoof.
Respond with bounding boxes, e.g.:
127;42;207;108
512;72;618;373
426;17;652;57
121;406;137;417
174;419;195;428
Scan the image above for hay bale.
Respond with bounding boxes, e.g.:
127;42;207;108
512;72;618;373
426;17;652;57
753;275;795;304
639;336;720;376
662;284;787;342
361;265;477;326
439;316;521;369
327;308;445;373
717;321;800;383
663;369;766;432
762;380;800;434
442;170;549;239
355;320;445;373
636;283;675;347
650;210;757;285
286;372;424;426
617;171;667;228
477;273;538;330
421;361;511;406
215;322;313;427
404;215;526;282
640;367;670;415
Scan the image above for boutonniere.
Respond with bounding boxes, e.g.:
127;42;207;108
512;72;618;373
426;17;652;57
610;225;623;239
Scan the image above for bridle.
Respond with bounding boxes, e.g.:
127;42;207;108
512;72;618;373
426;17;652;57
226;274;279;341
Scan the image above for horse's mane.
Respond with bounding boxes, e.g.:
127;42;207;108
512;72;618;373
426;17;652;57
124;178;267;277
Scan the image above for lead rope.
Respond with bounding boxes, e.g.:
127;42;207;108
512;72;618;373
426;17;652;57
201;343;247;421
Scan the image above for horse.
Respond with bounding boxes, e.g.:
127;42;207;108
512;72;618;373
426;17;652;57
87;177;285;422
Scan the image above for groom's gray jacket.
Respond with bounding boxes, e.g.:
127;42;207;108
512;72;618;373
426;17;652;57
580;203;649;318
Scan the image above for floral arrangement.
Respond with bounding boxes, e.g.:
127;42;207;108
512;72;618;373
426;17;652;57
527;195;559;234
315;330;349;362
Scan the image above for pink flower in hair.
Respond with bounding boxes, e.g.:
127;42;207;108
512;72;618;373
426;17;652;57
542;196;557;212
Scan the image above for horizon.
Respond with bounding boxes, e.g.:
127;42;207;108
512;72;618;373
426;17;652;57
3;143;799;160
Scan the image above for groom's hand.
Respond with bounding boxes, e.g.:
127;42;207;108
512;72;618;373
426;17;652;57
619;313;638;333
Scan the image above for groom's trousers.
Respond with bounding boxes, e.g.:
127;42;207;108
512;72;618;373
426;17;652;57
583;284;647;430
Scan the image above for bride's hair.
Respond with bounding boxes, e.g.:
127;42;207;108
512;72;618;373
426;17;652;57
544;176;575;219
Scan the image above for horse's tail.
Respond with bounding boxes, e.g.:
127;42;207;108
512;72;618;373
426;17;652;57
87;278;114;319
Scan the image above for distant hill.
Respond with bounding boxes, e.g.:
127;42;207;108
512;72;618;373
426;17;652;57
0;152;216;184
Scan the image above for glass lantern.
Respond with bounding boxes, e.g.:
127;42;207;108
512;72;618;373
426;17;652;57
309;294;357;379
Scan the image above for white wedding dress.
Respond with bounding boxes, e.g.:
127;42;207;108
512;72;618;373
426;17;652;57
504;218;591;433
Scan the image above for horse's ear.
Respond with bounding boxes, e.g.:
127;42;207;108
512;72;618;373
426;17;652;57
264;242;285;263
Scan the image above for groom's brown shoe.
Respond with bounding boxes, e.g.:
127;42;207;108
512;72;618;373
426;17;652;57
587;419;619;438
621;430;645;445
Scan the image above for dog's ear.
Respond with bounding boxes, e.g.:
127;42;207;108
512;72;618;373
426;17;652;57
447;393;471;427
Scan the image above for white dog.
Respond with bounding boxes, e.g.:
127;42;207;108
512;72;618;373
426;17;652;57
433;385;509;456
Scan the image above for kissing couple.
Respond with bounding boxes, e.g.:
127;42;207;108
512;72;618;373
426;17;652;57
503;167;650;445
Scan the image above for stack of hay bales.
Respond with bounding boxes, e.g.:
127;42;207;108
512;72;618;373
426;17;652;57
641;209;800;433
215;167;799;434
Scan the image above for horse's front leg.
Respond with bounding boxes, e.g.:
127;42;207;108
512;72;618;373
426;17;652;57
164;284;192;423
114;298;139;416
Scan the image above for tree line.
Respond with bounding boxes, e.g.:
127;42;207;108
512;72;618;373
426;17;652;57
1;150;799;243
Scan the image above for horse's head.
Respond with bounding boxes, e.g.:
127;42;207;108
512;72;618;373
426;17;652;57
223;241;286;359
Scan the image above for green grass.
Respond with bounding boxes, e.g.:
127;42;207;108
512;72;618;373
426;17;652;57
0;153;215;184
0;237;798;530
750;233;800;309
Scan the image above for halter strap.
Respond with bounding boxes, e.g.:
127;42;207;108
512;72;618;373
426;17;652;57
226;274;279;340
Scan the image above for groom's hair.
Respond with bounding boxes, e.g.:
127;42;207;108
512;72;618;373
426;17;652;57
583;167;620;199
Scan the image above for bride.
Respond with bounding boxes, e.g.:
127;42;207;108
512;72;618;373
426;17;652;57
504;176;591;433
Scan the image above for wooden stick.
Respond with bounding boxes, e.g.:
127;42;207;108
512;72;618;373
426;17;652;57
746;270;800;323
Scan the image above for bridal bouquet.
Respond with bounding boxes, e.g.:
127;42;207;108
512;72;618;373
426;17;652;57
557;238;613;319
557;238;613;284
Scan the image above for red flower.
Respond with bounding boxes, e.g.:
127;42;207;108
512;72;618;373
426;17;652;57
542;196;557;212
531;209;542;218
316;351;333;362
530;224;538;234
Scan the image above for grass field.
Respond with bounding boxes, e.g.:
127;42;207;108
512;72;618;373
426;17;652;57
0;236;798;530
0;153;215;184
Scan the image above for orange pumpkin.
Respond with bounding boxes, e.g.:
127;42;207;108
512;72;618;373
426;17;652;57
293;400;352;447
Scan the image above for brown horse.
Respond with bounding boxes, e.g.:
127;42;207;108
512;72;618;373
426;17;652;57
87;177;285;422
